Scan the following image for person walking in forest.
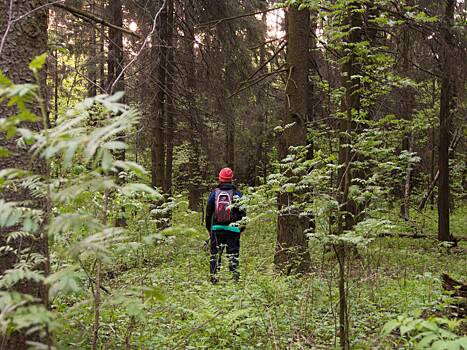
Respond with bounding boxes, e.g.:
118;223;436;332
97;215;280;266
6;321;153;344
206;167;246;283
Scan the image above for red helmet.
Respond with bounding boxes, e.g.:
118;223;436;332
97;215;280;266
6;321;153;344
219;167;233;183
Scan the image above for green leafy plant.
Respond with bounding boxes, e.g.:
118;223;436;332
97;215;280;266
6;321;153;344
0;57;166;348
383;315;467;349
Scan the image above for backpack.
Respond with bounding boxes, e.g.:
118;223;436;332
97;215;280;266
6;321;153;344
214;188;234;224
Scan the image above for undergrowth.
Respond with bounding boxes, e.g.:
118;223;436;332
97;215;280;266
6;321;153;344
54;200;466;349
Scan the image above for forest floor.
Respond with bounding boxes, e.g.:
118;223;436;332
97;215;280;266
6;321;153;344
56;201;466;349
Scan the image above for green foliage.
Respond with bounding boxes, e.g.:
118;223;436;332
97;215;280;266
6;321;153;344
28;53;48;72
0;63;169;346
383;315;467;349
49;199;467;349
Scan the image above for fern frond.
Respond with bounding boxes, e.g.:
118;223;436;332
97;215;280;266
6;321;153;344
0;268;44;289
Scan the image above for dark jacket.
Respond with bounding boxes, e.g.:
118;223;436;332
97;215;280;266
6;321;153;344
205;183;246;232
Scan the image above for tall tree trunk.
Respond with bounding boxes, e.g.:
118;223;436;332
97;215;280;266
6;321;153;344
224;63;235;169
99;23;106;89
430;79;436;210
274;6;311;274
88;0;97;97
418;128;461;212
438;0;455;242
0;1;49;348
54;48;59;124
253;11;268;186
107;0;126;227
185;0;202;211
399;25;415;220
336;2;363;348
107;0;124;95
306;10;318;232
164;0;175;194
216;21;235;170
151;1;168;189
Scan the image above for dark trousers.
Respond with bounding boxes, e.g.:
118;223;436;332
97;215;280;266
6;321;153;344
210;231;240;278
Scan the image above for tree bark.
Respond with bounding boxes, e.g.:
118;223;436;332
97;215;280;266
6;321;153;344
107;0;124;96
184;0;202;211
399;25;415;221
336;2;363;348
274;6;311;274
0;0;49;347
164;0;175;194
419;128;461;212
430;81;436;210
151;0;168;189
224;63;235;169
99;22;105;89
438;0;455;242
88;0;97;97
216;20;235;170
92;260;101;350
253;11;268;186
107;0;126;227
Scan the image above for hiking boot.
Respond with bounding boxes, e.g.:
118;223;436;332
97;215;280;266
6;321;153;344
210;276;219;284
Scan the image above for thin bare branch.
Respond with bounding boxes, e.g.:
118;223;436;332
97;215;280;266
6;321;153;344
110;0;167;94
0;0;15;56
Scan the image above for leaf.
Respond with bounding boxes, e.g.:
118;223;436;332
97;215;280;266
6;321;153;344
106;91;125;102
0;71;12;87
0;268;44;288
453;337;467;349
0;147;10;157
446;341;460;350
48;214;104;236
45;266;81;298
22;216;39;233
103;141;127;150
121;183;162;198
101;149;113;171
143;286;165;302
421;320;440;332
63;141;80;169
400;324;415;336
113;161;148;180
0;201;22;228
382;319;400;335
416;334;438;349
431;340;448;350
29;53;48;71
126;301;144;317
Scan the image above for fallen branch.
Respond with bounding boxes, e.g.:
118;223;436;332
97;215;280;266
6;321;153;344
53;3;140;39
441;274;467;318
442;274;467;298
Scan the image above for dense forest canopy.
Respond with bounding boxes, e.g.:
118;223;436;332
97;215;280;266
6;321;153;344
0;0;466;349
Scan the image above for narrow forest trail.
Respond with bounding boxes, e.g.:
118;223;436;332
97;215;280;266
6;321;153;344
53;201;467;349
